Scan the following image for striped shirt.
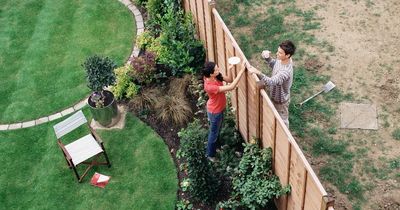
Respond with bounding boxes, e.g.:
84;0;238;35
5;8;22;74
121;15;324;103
259;58;293;104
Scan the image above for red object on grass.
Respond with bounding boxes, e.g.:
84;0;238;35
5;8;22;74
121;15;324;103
90;172;111;188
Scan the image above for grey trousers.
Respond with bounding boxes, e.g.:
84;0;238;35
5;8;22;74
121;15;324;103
272;100;290;128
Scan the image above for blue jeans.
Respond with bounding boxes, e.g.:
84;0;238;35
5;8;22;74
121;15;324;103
207;111;224;157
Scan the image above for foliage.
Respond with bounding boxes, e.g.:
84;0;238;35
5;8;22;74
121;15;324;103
111;65;139;100
155;95;192;126
83;55;117;92
136;31;155;50
129;51;157;85
176;198;193;210
177;120;219;204
128;87;161;113
187;74;207;117
133;0;148;7
83;55;117;107
214;106;244;177
146;1;205;77
219;143;290;209
146;0;180;36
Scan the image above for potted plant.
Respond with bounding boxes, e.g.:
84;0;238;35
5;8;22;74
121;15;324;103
83;55;119;127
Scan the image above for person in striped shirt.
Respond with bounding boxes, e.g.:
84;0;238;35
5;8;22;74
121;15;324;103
248;40;296;128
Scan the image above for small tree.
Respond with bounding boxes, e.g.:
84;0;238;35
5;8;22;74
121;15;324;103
83;55;117;107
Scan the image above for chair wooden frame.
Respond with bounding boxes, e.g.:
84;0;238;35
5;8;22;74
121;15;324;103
53;111;111;182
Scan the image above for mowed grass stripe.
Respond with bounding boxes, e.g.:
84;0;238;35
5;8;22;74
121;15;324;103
0;112;177;209
0;0;135;123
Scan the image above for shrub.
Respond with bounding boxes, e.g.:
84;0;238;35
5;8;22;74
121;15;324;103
129;51;157;85
128;87;161;112
168;75;192;98
146;3;206;77
136;31;155;50
155;95;192;126
111;65;139;100
177;120;219;204
146;0;180;36
218;143;290;209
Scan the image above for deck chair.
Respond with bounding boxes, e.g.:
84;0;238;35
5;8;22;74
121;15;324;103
53;110;111;182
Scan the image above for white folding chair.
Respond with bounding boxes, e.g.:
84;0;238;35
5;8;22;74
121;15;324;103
53;110;111;182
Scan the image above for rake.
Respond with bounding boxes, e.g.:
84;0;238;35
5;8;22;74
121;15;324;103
299;81;336;106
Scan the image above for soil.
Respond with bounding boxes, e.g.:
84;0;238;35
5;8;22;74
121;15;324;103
293;0;400;209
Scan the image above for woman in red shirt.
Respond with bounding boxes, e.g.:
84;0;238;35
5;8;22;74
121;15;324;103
203;61;245;161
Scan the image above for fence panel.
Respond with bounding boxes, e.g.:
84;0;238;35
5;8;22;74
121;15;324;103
183;2;334;210
287;143;307;210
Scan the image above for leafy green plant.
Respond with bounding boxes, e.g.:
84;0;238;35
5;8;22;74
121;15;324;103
146;2;205;77
83;55;116;107
136;31;155;50
178;120;219;204
176;198;193;210
133;0;148;7
111;65;139;100
219;143;290;209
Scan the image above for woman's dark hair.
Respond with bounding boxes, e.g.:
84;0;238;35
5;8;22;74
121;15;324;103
203;61;223;81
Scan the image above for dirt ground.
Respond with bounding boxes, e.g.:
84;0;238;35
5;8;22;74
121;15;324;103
295;0;400;209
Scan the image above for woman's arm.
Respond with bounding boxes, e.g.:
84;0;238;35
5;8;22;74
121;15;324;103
222;64;234;83
218;67;246;92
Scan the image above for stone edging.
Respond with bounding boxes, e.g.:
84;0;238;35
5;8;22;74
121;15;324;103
0;0;144;131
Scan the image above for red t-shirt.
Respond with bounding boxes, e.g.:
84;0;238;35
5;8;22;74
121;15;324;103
204;77;226;114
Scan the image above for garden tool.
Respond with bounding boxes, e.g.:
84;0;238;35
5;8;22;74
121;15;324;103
299;81;336;106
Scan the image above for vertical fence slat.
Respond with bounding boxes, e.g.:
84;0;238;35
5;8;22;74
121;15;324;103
189;0;198;34
303;173;325;210
183;0;190;13
275;122;291;210
204;1;216;61
247;75;259;140
261;91;276;150
287;147;307;210
196;0;206;43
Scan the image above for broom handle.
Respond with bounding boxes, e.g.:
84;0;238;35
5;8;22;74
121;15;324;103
299;90;324;106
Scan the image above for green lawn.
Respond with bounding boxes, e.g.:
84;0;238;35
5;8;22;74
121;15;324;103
0;0;136;123
0;111;177;209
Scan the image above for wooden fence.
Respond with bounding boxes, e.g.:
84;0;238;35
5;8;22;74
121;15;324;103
182;0;335;209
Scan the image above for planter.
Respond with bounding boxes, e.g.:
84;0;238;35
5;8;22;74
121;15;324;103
88;90;119;127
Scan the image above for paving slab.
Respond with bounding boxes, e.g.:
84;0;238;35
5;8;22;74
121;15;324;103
340;102;378;130
8;123;22;130
22;120;36;128
49;113;62;121
0;124;9;131
61;107;75;116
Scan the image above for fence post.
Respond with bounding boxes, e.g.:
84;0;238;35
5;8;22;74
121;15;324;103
204;0;216;62
322;195;335;210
